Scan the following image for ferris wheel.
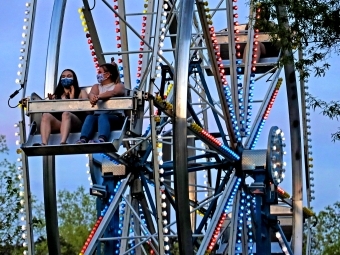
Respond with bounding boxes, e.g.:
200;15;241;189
15;0;317;254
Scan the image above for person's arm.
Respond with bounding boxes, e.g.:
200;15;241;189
88;84;100;105
97;83;125;100
69;86;76;99
78;89;88;99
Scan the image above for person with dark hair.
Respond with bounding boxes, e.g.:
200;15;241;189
76;63;125;143
34;69;88;145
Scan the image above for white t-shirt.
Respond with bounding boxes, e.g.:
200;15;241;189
95;82;124;116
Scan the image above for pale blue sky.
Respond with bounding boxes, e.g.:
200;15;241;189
0;1;339;212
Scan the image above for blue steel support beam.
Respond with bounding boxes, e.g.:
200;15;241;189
194;64;229;145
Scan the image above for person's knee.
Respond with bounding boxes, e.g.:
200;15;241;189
98;113;108;121
61;112;71;120
41;113;53;123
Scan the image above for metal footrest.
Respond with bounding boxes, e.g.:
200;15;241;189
102;158;126;176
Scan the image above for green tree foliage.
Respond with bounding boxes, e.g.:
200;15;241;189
34;186;97;254
308;96;340;141
252;0;340;79
0;135;23;254
310;201;340;254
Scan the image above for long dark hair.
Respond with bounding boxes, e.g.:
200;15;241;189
54;69;81;99
101;63;119;83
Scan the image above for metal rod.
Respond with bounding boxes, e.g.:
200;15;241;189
173;1;195;254
117;0;131;88
82;0;105;65
43;156;61;255
148;100;165;253
101;0;172;67
19;120;34;255
102;50;153;55
20;0;37;98
276;5;303;254
44;0;67;96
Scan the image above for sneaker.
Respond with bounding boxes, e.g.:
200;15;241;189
76;139;87;144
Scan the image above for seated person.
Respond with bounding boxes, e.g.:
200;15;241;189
34;69;88;145
244;3;278;63
76;63;125;144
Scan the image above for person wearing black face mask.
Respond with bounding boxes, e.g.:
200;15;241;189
33;69;88;146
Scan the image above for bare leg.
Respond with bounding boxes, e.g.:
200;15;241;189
60;112;82;143
40;113;61;145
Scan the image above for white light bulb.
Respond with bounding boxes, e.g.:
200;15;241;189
20;48;25;53
160;177;164;182
161;202;167;208
165;245;170;250
22;225;26;230
24;18;29;22
22;33;27;38
23;242;27;247
161;194;166;199
25;3;31;7
21;216;25;221
163;227;168;233
21;41;26;45
282;173;285;178
162;211;167;216
15;79;21;84
275;232;281;238
163;219;168;225
164;236;169;242
22;233;27;239
159;160;163;165
23;25;28;30
159;168;164;174
18;63;23;68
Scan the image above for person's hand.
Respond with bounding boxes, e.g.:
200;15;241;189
47;93;55;100
89;93;99;106
69;85;75;99
61;92;70;100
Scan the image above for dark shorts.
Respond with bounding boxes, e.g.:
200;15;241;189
51;112;88;122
